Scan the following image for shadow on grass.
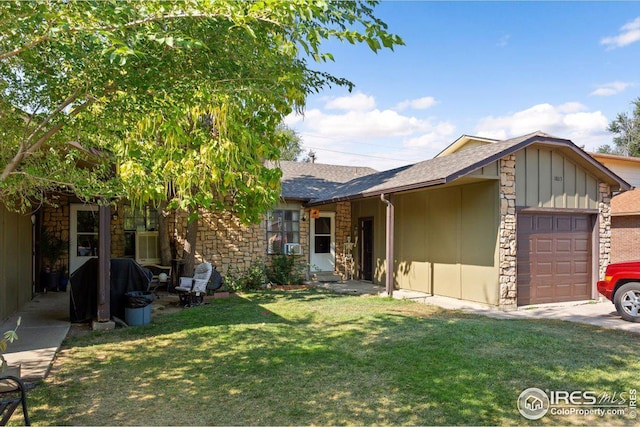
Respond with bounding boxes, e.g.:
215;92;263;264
26;289;640;426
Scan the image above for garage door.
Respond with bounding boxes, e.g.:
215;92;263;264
517;213;593;306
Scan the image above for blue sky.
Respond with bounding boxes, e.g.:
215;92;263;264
284;1;640;171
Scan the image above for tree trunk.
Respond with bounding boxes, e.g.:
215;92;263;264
182;207;198;275
157;201;172;266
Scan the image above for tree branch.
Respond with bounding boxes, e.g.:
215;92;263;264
0;92;94;182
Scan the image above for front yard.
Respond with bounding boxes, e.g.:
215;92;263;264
20;290;640;425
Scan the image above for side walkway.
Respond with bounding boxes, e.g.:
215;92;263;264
1;291;69;381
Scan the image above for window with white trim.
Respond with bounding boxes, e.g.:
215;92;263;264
124;205;159;258
266;209;300;254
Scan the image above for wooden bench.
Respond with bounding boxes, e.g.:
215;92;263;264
0;376;30;426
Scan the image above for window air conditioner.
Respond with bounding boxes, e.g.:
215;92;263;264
135;231;161;264
284;243;303;255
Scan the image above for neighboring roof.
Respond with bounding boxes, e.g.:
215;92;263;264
274;161;377;201
590;152;640;164
308;131;632;205
435;134;499;158
612;189;640;216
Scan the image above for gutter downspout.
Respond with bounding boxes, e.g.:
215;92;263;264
380;193;394;297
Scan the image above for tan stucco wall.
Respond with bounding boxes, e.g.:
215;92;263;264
0;206;32;322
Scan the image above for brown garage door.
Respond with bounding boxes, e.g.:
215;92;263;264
517;213;593;306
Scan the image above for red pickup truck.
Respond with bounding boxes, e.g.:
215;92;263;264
597;261;640;322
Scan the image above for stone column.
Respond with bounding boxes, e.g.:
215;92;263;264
334;202;352;278
498;154;517;309
598;183;612;280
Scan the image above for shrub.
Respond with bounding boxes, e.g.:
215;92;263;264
267;254;306;286
224;259;268;292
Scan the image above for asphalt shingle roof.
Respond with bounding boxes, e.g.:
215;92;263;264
271;131;630;205
274;161;377;201
612;188;640;215
310;131;551;204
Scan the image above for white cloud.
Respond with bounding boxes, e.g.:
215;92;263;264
601;17;640;49
395;96;439;111
475;102;609;149
324;92;376;111
590;81;634;96
284;93;456;170
497;34;511;48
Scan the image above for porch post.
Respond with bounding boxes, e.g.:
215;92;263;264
380;194;394;296
96;203;111;323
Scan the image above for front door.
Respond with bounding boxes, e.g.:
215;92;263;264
310;212;335;272
359;217;374;281
70;204;99;274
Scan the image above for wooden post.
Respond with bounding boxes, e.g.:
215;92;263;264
96;203;111;322
380;194;394;296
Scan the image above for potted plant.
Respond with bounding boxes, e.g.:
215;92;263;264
0;317;21;391
40;226;66;292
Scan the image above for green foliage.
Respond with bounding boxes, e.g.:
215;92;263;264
276;124;304;161
0;317;20;373
224;259;268;292
23;293;640;425
0;0;403;215
267;254;306;286
602;97;640;156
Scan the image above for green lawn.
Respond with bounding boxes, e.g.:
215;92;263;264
21;289;640;425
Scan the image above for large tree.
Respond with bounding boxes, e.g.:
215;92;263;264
0;0;403;270
598;97;640;156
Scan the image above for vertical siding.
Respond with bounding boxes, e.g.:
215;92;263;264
356;181;500;305
0;207;33;322
516;146;599;209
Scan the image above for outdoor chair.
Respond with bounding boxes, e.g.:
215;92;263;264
143;264;172;297
0;375;30;426
175;262;212;306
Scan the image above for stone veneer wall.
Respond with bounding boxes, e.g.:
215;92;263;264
40;196;70;272
334;202;353;278
42;198;355;280
498;154;517;309
598;183;612;280
173;204;311;276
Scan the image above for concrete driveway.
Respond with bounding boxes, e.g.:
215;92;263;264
315;280;640;334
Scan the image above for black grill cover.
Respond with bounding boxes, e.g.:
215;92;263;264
69;258;152;322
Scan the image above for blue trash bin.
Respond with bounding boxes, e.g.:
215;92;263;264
124;291;153;326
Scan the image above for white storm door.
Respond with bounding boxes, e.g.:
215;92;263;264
70;204;99;274
310;212;335;272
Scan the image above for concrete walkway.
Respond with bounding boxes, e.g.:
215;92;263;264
1;291;70;381
316;280;640;334
2;280;639;383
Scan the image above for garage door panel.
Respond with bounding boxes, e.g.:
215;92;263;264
574;238;589;252
556;216;572;231
573;217;591;231
555;239;572;252
536;216;553;231
517;213;593;306
536;239;553;253
574;260;588;274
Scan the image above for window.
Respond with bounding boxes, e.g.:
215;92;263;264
266;209;300;254
124;205;159;258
